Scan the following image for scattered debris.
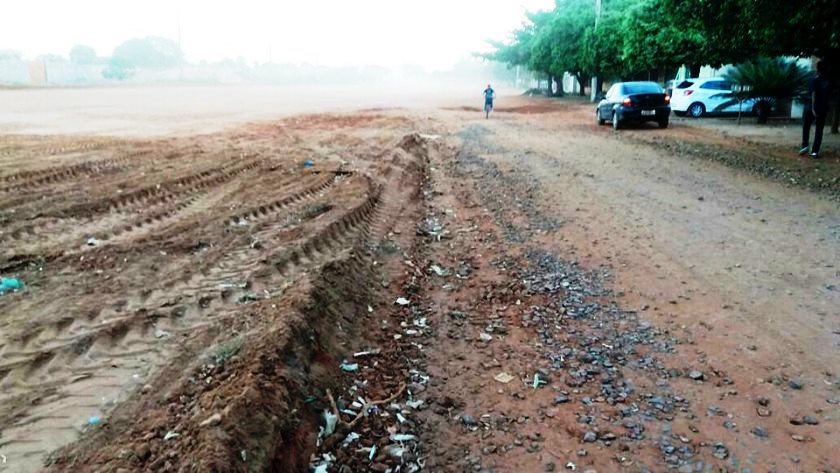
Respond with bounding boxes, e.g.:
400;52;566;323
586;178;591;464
494;372;515;384
353;348;381;358
339;361;359;373
199;413;222;427
430;264;450;277
154;328;171;339
320;410;338;438
0;277;24;295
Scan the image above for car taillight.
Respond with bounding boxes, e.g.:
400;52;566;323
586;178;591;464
683;90;694;96
664;95;671;102
622;97;633;106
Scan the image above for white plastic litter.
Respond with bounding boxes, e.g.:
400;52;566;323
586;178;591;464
494;372;514;384
320;410;338;438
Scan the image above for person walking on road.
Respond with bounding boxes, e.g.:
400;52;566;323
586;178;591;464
483;84;495;119
800;60;833;159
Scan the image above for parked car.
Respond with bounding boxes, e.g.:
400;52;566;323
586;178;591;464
670;77;758;117
596;81;671;130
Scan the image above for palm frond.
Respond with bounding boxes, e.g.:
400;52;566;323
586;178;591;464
711;57;811;115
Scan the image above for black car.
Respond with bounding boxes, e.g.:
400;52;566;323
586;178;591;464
596;81;671;129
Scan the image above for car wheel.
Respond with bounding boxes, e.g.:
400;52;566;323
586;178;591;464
687;102;705;118
597;110;606;125
658;119;669;129
612;112;621;130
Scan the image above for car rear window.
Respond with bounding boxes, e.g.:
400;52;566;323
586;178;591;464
675;81;693;89
622;83;663;94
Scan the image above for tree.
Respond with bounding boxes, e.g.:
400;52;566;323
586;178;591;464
70;45;97;65
111;36;182;69
543;0;594;95
103;57;135;81
579;0;636;81
621;0;702;75
749;0;840;57
36;54;67;63
660;0;758;70
0;50;22;61
487;0;835;97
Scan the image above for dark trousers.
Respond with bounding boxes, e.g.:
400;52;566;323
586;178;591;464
802;110;826;153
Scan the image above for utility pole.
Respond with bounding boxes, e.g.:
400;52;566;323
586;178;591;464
590;0;602;101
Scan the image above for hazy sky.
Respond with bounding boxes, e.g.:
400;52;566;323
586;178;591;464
1;0;554;69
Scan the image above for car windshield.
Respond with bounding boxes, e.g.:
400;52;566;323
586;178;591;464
622;83;663;94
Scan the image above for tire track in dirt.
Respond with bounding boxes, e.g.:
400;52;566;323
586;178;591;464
0;151;148;194
0;156;267;258
0;169;341;339
0;170;369;467
34;130;431;473
0;138;118;162
0;148;157;218
0;113;431;472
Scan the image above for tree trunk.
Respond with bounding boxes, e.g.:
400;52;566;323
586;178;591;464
549;75;563;97
593;76;603;98
756;102;770;124
578;74;589;96
554;75;565;96
832;93;839;134
689;64;701;78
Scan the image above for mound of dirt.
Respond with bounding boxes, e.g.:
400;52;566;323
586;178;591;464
0;114;438;472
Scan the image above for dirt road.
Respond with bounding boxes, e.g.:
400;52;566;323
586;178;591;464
0;95;837;472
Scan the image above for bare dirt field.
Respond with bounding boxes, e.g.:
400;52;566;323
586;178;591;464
0;89;838;473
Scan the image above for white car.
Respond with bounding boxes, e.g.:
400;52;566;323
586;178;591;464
670;77;758;117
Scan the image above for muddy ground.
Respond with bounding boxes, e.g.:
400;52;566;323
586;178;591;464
0;96;838;473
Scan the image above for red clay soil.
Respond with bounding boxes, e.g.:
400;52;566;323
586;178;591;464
2;98;838;473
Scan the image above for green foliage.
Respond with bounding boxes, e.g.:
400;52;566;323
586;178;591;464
36;54;67;63
659;0;757;68
0;50;22;61
621;0;703;73
111;36;182;70
714;57;812;123
487;0;832;84
579;1;634;80
541;1;592;78
103;57;134;81
750;0;840;56
723;57;811;101
69;45;97;65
